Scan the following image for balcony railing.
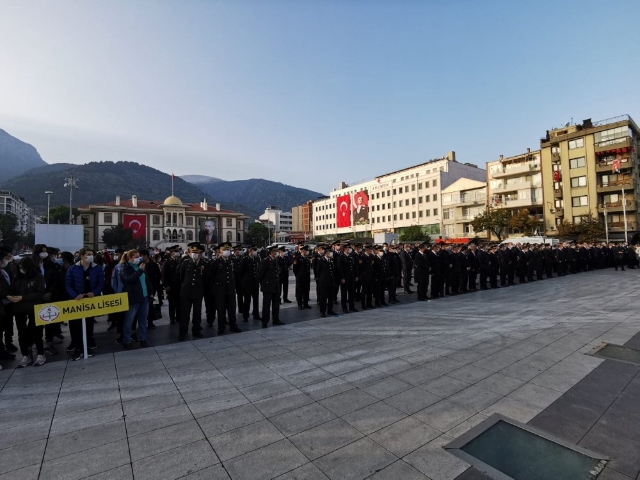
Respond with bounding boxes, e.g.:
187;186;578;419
491;162;541;178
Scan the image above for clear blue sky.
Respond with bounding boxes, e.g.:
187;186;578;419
1;0;638;194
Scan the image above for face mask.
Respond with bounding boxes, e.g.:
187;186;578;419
378;252;384;257
383;247;388;252
113;255;120;261
318;250;324;256
20;268;26;274
302;251;308;256
345;248;351;254
55;258;63;266
328;252;333;258
191;253;200;260
133;257;142;264
39;252;48;259
85;255;94;263
222;250;231;258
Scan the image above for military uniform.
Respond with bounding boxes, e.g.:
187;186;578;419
358;249;374;309
178;244;207;340
316;253;337;317
161;248;181;324
292;248;312;309
258;249;283;327
337;249;357;313
239;250;261;321
210;244;241;334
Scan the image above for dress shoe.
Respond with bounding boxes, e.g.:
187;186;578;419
283;299;292;303
381;302;389;306
147;322;156;329
140;341;149;348
342;308;349;314
261;323;268;328
304;305;312;309
350;308;359;312
320;313;327;318
253;316;262;321
243;318;248;323
298;306;304;310
170;319;176;325
123;343;133;350
192;331;204;338
404;290;414;294
217;329;225;335
327;310;337;316
178;335;186;342
230;326;242;333
273;320;285;326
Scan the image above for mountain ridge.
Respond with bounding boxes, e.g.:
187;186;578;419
0;129;48;180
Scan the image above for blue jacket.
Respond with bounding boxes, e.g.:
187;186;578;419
65;262;104;299
120;262;153;304
111;263;124;293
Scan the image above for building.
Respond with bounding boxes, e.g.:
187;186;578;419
259;206;293;242
77;195;247;251
486;148;544;237
290;200;314;243
540;115;640;240
0;190;37;235
312;151;486;239
441;178;488;241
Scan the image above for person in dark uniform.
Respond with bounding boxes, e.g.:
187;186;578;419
542;243;555;278
400;244;414;294
358;244;374;309
204;245;217;328
293;245;312;310
385;244;400;303
161;245;181;325
210;243;242;335
477;245;491;290
414;243;429;301
496;244;509;287
238;246;261;322
372;246;388;307
458;245;469;293
178;242;206;341
337;243;357;313
277;247;292;304
352;243;363;302
316;246;337;317
231;245;243;313
449;245;461;295
506;243;517;285
258;246;284;328
466;243;480;291
331;242;341;306
613;243;626;271
488;245;500;288
428;244;442;299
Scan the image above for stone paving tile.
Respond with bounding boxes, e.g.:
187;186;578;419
84;464;134;479
0;439;46;476
131;439;219;480
274;462;329;479
44;418;126;461
0;464;41;480
403;435;469;480
289;418;363;461
342;401;407;435
125;403;194;437
179;464;231;480
508;382;563;409
383;387;441;415
224;438;308;480
39;439;130;480
197;403;265;437
369;416;441;457
361;376;412;400
420;375;470;397
130;419;205;461
270;403;336;436
208;418;285;461
367;460;431;480
317;388;378;416
49;402;123;437
313;437;397;480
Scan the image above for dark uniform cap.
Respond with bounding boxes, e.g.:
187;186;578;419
218;242;232;251
246;245;257;250
331;241;340;246
278;246;286;252
300;245;309;251
267;246;279;253
187;242;205;253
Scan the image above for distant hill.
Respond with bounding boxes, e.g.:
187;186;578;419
189;177;324;213
0;161;260;218
0;129;48;180
182;175;224;184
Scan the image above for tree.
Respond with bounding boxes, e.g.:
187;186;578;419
246;222;269;247
557;213;605;243
509;209;540;235
469;207;512;241
41;206;80;225
0;213;20;251
398;225;432;243
102;224;134;249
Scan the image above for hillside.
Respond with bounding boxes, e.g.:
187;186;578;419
182;175;224;184
190;177;323;213
0;161;259;218
0;129;48;180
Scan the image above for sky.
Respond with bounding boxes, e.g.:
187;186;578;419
1;0;639;194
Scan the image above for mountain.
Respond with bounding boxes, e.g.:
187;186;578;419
182;175;224;184
0;129;48;180
189;178;324;213
0;161;260;218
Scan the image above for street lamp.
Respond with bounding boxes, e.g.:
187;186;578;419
45;191;53;224
63;177;79;224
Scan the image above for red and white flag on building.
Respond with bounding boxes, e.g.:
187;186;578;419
612;159;621;173
123;214;147;240
336;194;352;228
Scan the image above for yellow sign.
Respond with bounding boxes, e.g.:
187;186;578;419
34;293;130;326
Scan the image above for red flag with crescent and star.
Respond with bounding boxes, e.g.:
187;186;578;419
336;194;352;228
123;214;147;240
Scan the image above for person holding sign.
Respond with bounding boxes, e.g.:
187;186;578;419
65;248;104;361
120;250;153;350
8;257;45;367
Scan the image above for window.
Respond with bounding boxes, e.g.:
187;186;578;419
572;196;588;207
573;216;583;224
399;187;403;194
387;215;391;221
425;181;429;188
186;217;193;226
425;209;431;217
104;213;112;223
411;198;416;205
555;199;564;208
569;157;586;169
399;213;403;220
399;200;403;207
418;197;423;204
226;218;232;227
393;201;397;208
412;212;416;219
568;138;584;149
551;146;560;155
387;203;391;209
382;204;385;210
433;193;438;201
411;185;415;192
595;126;631;146
393;214;397;221
81;216;89;225
152;230;160;241
226;231;232;242
433;179;438;187
153;215;161;225
382;191;385;198
425;195;430;202
443;208;453;220
83;230;90;242
186;231;193;241
419;211;423;218
570;176;587;188
433;208;438;216
418;183;423;190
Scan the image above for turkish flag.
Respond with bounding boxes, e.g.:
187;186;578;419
612;159;621;173
336;194;352;228
123;214;147;240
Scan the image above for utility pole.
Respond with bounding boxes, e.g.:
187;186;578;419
64;177;79;224
45;191;53;224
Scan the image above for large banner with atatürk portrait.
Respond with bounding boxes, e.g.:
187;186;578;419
198;218;219;245
353;190;370;225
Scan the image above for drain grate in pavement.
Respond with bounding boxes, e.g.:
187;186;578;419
588;342;640;366
445;414;607;480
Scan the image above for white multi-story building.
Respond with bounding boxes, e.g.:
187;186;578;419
259;206;293;242
0;190;37;235
441;179;488;240
312;152;486;239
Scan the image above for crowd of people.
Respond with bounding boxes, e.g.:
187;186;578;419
0;239;637;370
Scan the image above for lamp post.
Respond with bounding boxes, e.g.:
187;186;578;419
63;177;78;224
45;191;53;224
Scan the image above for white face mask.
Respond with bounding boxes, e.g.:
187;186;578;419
191;253;200;260
113;255;120;261
85;255;94;263
20;268;26;274
222;250;231;257
328;252;333;258
378;252;384;258
133;257;142;264
39;252;48;259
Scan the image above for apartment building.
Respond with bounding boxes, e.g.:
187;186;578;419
485;148;543;237
312;152;486;239
540;115;640;240
0;190;37;235
441;179;488;241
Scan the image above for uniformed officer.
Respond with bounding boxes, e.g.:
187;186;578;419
204;245;217;328
414;243;430;300
161;245;181;325
238;245;261;322
209;243;242;335
277;247;292;304
372;246;388;307
316;246;337;317
178;242;206;341
358;244;374;309
337;242;357;313
292;245;312;310
231;245;243;313
258;246;284;328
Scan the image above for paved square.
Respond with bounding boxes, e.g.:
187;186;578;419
1;268;639;479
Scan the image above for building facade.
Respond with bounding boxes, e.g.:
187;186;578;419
290;201;314;243
441;179;488;241
540;115;640;240
258;206;293;242
77;195;247;251
0;190;37;235
486;148;544;237
312;152;486;239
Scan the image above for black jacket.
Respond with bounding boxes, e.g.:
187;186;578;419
258;256;279;294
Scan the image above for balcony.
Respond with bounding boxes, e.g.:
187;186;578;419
490;180;540;194
595;136;632;154
442;193;486;207
496;197;542;208
551;152;561;162
554;207;564;217
608;222;637;232
597;178;635;193
597;199;636;213
595;156;631;173
554;189;563;198
491;162;541;179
